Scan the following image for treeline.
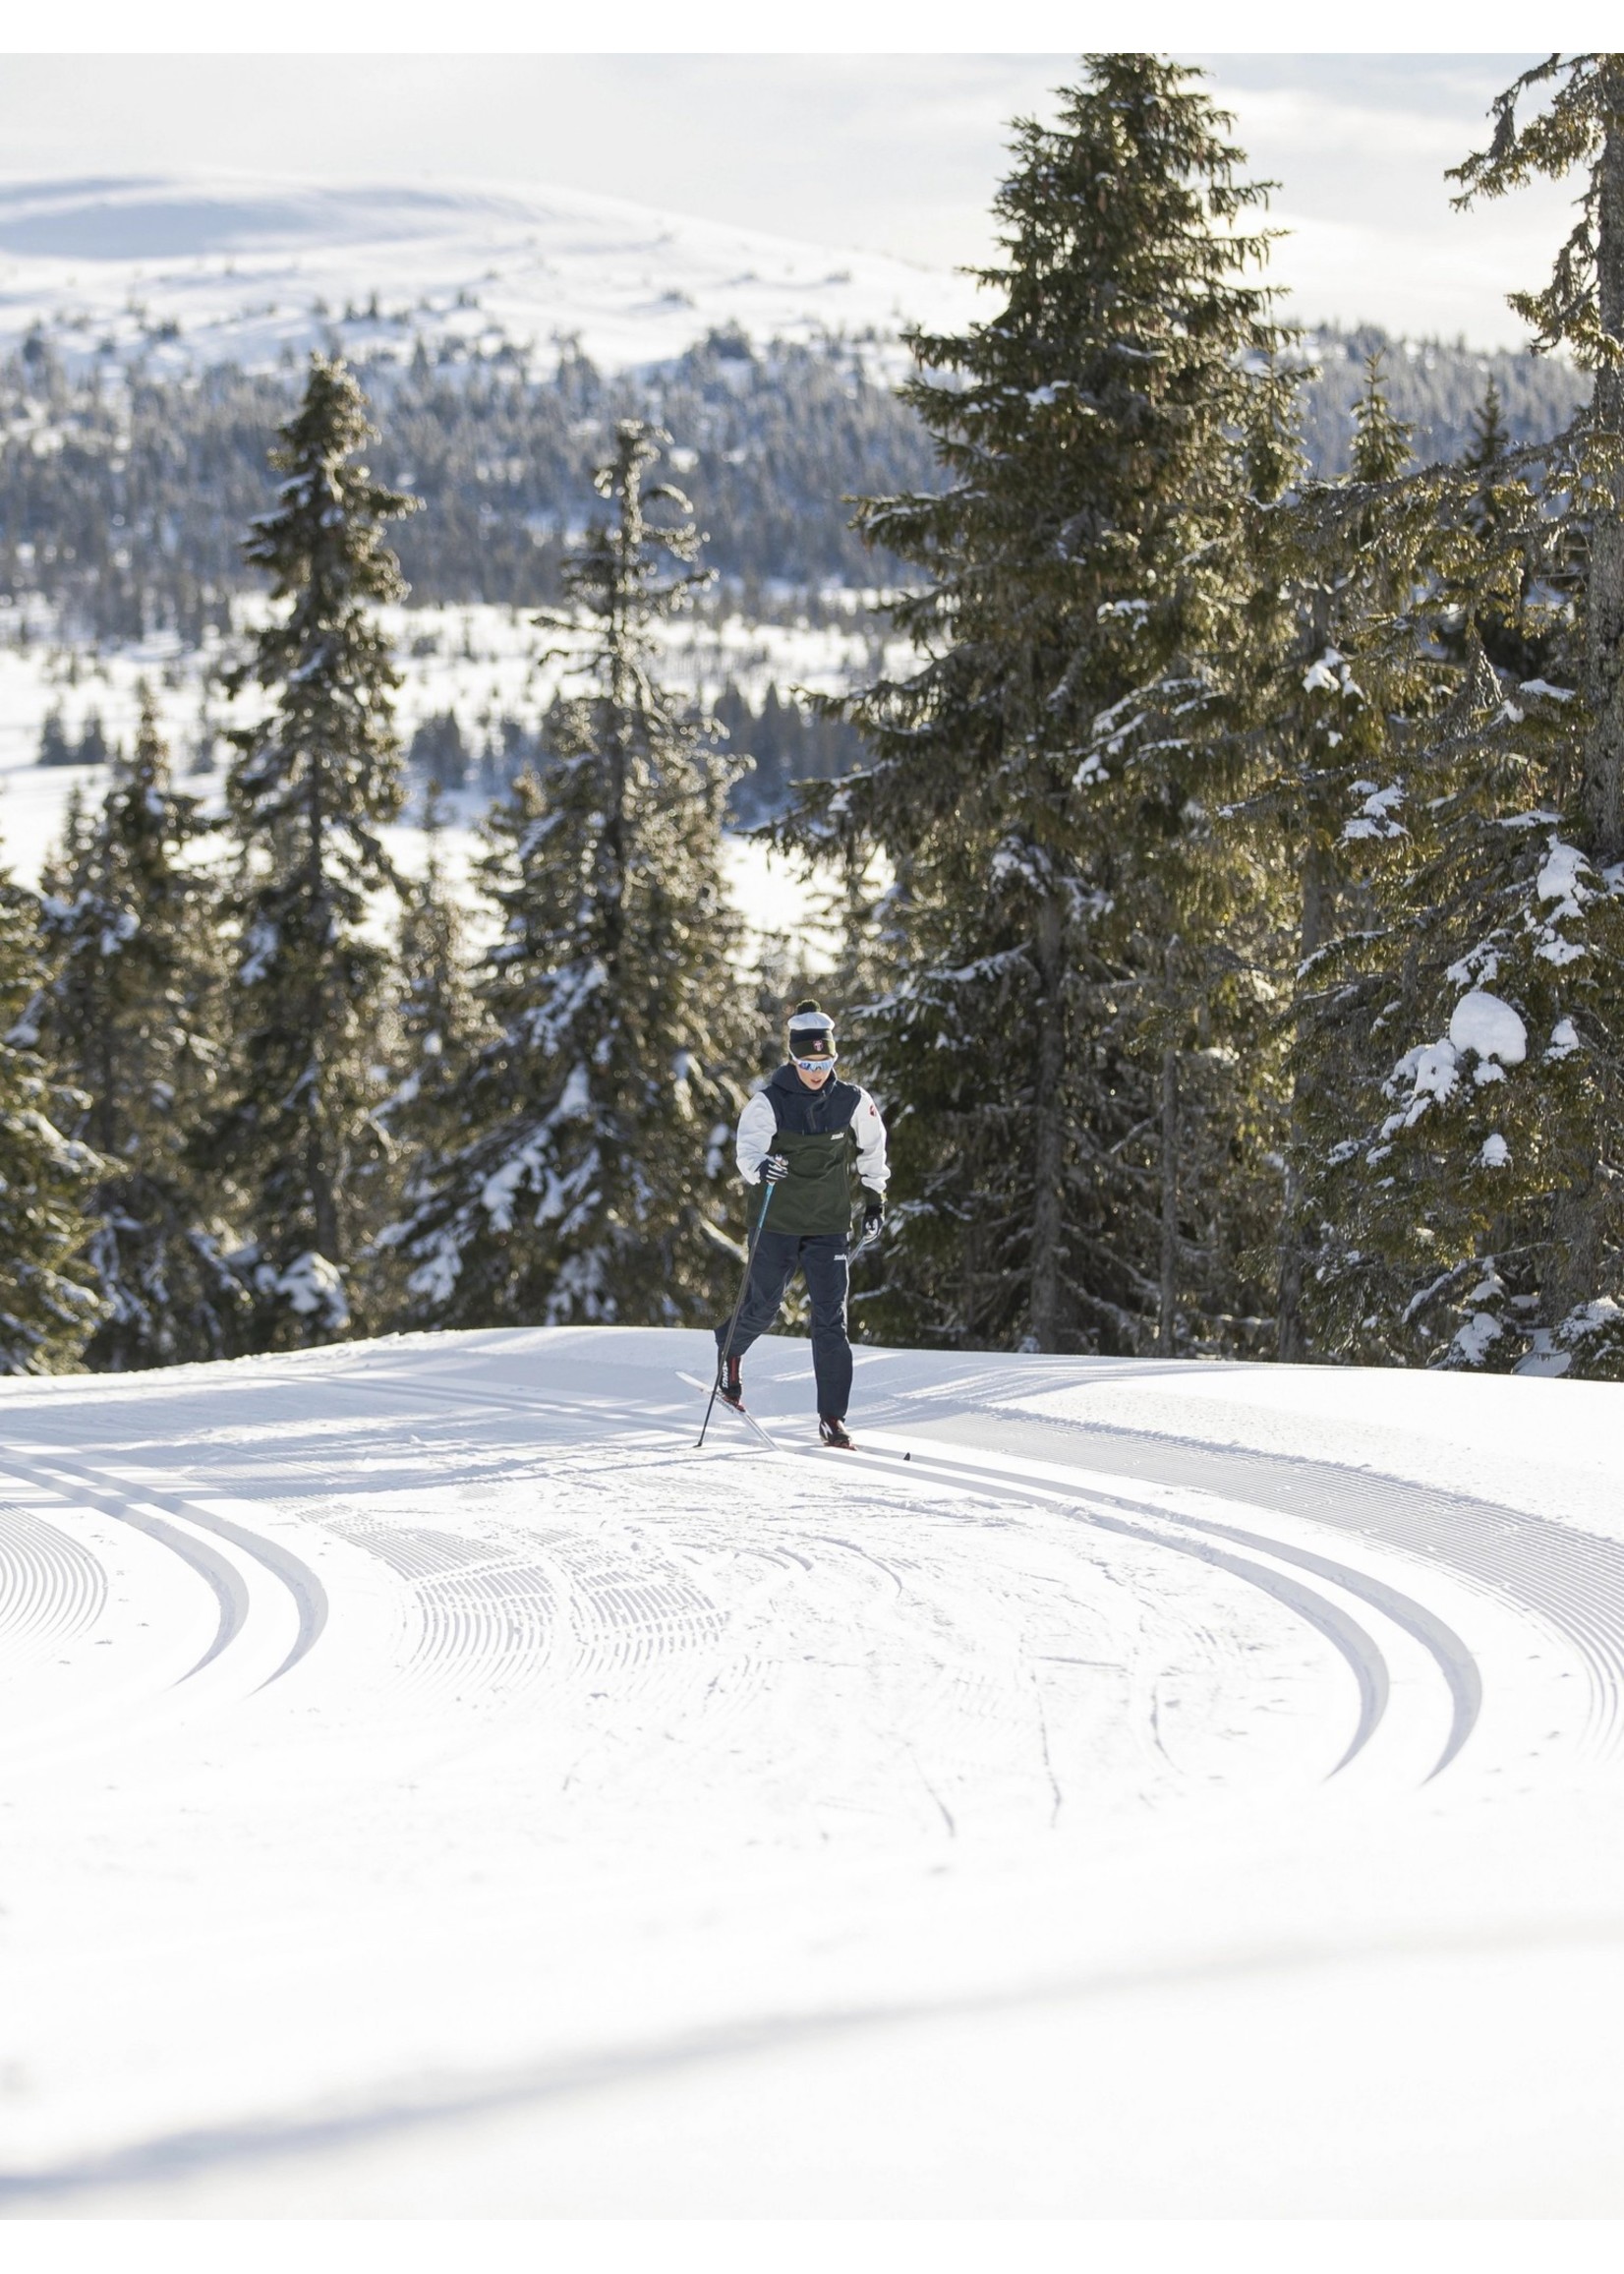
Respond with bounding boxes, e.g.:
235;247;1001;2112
3;51;1624;1384
776;51;1624;1380
403;683;865;824
1298;323;1587;476
0;361;786;1373
0;307;1586;647
0;326;938;643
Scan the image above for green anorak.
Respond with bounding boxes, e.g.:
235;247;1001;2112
734;1064;889;1240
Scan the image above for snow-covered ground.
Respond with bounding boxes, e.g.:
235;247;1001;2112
0;173;981;380
3;1325;1623;2216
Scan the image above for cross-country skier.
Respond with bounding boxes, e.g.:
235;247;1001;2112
716;1000;888;1448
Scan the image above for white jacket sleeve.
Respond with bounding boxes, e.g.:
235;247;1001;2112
852;1086;890;1195
735;1090;777;1186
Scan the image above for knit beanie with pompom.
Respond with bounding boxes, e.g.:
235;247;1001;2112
786;998;837;1061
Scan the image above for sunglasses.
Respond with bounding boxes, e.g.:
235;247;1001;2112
793;1055;835;1072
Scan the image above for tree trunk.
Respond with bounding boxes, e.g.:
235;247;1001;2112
1157;1043;1180;1356
1277;837;1331;1362
1551;84;1624;1327
1026;888;1068;1352
304;744;338;1284
309;1100;339;1263
1584;92;1624;863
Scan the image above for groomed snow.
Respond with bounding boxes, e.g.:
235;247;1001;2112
3;1327;1624;2217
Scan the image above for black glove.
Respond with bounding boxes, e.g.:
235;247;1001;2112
861;1195;884;1240
759;1154;791;1184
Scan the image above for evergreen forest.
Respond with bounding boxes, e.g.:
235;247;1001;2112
4;50;1624;1383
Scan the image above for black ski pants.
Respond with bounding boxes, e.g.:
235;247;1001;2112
718;1229;852;1420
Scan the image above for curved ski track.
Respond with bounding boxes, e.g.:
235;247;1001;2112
230;1352;1594;1789
0;1346;1611;1796
260;1357;1503;1793
0;1446;326;1690
869;1399;1624;1764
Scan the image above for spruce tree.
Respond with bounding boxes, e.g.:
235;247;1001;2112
1243;351;1423;1359
1290;53;1624;1374
384;421;746;1327
203;354;416;1348
40;781;94;903
780;55;1293;1356
1286;467;1594;1370
36;690;244;1368
371;781;482;1315
0;877;101;1372
383;782;477;1148
1465;375;1513;476
1349;350;1416;488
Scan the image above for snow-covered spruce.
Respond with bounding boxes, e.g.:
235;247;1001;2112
379;420;747;1329
776;55;1294;1360
34;690;247;1369
0;871;102;1371
1284;57;1624;1377
373;778;482;1215
201;352;417;1352
1241;350;1421;1360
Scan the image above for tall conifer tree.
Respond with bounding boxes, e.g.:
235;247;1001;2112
1284;55;1624;1373
1443;52;1624;1369
371;782;482;1317
204;354;416;1348
37;691;243;1368
782;55;1292;1355
0;878;101;1372
385;421;745;1326
1244;353;1421;1359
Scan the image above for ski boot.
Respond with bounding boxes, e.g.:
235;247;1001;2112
720;1354;744;1410
818;1415;853;1449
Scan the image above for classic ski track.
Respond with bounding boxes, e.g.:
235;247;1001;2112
0;1356;1549;1791
1087;1509;1388;1778
868;1406;1624;1762
335;1347;1550;1762
827;1438;1480;1784
744;1433;1401;1781
0;1500;106;1651
1144;1503;1481;1780
0;1447;325;1687
8;1339;1624;2223
0;1452;248;1682
268;1379;1186;1823
285;1361;1436;1781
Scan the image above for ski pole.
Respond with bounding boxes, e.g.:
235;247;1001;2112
697;1179;775;1449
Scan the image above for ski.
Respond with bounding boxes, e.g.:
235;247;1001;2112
676;1370;780;1452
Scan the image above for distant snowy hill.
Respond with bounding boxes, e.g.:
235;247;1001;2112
0;173;983;378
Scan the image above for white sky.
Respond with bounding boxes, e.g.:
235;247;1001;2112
0;53;1586;348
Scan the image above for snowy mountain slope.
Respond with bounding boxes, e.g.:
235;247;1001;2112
0;173;982;379
2;1326;1623;2216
